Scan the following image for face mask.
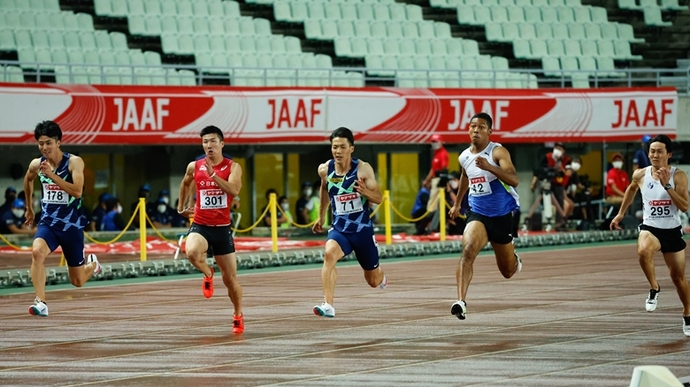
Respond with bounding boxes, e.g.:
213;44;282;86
450;180;459;190
431;142;441;151
281;203;290;212
552;148;563;159
157;204;167;214
161;197;169;205
116;204;122;214
571;162;581;172
612;161;623;169
12;209;25;218
304;188;313;197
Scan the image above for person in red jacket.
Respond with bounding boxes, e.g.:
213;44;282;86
605;152;629;206
177;125;244;334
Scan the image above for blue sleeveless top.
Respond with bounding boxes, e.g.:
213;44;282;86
38;153;87;230
327;158;372;233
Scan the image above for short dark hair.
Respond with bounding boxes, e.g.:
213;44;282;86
471;112;493;129
649;134;673;153
330;126;354;145
34;120;62;141
200;125;223;141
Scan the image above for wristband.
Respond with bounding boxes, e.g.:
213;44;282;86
210;172;216;179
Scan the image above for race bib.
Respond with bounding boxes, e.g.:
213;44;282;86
200;189;227;210
334;193;363;215
648;199;672;218
42;183;69;205
469;176;492;196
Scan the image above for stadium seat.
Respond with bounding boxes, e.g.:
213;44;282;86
642;7;672;26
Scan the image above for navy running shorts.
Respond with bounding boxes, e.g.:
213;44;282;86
188;223;236;255
639;224;686;253
466;209;514;245
35;224;85;267
327;227;380;270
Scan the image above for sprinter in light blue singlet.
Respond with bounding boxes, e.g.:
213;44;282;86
311;127;387;318
23;121;101;317
448;112;522;321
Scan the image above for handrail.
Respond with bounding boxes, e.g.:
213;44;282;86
1;60;687;94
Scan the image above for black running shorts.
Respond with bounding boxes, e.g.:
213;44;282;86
638;224;686;253
466;210;514;245
188;223;236;255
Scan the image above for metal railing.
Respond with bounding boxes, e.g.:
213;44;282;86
1;60;688;94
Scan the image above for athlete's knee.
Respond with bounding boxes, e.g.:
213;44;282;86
221;272;238;288
324;250;341;265
31;250;46;263
364;272;379;287
70;276;86;287
669;270;687;287
637;245;654;258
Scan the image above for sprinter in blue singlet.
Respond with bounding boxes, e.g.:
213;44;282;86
448;112;523;321
23;121;101;317
311;127;387;318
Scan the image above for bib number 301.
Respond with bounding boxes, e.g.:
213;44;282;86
200;189;227;209
335;193;363;215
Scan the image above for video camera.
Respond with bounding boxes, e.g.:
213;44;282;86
533;166;564;182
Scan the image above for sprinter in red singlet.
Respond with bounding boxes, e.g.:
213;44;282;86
177;125;244;334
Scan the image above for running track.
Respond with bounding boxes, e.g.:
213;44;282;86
0;242;689;386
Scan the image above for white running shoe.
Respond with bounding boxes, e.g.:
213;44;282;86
313;302;335;318
87;253;102;274
28;298;49;317
683;316;690;337
378;275;388;290
451;300;466;320
645;286;660;312
515;253;522;274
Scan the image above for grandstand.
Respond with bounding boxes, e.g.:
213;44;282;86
0;0;688;90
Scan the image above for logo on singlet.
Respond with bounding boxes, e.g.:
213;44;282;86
648;182;654;190
649;200;671;206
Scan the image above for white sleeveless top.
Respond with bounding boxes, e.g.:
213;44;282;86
641;166;681;229
459;141;519;217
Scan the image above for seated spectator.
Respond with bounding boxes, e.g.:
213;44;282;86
605;153;629;206
90;192;113;232
411;180;431;235
150;198;173;229
278;195;293;228
0;199;35;235
102;197;126;231
295;182;313;225
130;183;152;217
17;190;41;226
0;186;17;217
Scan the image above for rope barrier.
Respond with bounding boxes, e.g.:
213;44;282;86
231;204;271;233
388;196;439;223
0;233;27;250
84;206;140;245
275;205;317;228
144;212;177;242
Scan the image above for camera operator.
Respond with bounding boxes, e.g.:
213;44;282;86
530;143;571;230
565;156;584;220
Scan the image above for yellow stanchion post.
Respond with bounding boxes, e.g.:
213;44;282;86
59;253;66;266
139;198;147;262
270;193;278;253
384;190;392;245
439;189;446;242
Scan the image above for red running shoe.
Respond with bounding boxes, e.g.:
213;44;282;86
232;314;244;334
202;268;214;299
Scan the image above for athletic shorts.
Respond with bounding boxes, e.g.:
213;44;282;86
327;227;380;271
188;223;235;256
639;224;686;253
466;210;514;245
35;224;85;267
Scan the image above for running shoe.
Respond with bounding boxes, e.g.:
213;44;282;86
313;302;335;318
87;253;102;274
28;297;48;317
451;300;466;320
232;314;244;334
683;316;690;337
646;286;660;312
202;267;214;299
378;275;388;290
515;253;522;274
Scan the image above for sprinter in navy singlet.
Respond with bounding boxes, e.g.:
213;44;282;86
311;127;387;318
23;121;101;317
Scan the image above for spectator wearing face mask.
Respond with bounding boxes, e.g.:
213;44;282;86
423;135;449;216
564;156;583;219
530;142;571;230
151;197;173;229
90;192;113;232
102;197;126;231
605;153;629;206
0;199;35;235
295;182;313;225
278;195;293;228
0;186;17;218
